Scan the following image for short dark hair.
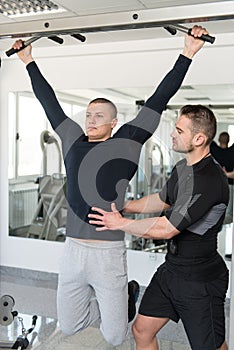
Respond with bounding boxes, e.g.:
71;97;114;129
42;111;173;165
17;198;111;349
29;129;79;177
88;98;118;119
180;105;217;145
218;132;229;145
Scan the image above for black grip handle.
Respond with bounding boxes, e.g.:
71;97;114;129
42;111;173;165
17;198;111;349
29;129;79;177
188;28;215;44
164;26;177;36
48;35;64;44
5;37;40;57
5;44;26;57
71;33;86;42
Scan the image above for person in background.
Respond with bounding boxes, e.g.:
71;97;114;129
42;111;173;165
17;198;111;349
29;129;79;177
89;104;229;350
211;131;234;224
12;25;208;347
224;169;234;179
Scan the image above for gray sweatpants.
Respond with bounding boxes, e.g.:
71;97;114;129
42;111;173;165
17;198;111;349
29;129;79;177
57;238;128;346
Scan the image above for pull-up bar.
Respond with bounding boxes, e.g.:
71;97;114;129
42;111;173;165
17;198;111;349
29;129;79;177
5;23;215;57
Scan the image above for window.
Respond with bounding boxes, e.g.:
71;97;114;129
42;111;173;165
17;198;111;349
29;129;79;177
18;94;49;177
8;92;83;180
228;125;234;144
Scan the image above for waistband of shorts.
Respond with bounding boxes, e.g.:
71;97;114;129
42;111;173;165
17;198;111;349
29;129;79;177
67;237;126;250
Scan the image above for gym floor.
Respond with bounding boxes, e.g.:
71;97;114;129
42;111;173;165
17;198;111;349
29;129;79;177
0;224;232;349
0;270;231;350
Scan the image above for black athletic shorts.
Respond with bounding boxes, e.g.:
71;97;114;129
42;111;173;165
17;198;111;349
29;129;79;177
139;263;229;350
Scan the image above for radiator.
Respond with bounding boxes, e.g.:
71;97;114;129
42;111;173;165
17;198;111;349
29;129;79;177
9;185;38;229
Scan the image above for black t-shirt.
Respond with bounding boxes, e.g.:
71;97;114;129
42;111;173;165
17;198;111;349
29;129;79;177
159;156;229;281
210;141;234;185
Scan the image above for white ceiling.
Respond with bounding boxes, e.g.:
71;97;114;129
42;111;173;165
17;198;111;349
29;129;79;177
1;0;234;121
59;84;234;123
1;0;234;43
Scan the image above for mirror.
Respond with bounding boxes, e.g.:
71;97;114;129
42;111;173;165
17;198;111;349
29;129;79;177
8;87;234;260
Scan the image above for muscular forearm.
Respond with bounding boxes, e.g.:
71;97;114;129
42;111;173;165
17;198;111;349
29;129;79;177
89;204;179;239
110;215;179;239
124;193;169;214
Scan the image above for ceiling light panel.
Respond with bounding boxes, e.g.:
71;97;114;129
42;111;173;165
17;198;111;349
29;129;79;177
0;0;65;18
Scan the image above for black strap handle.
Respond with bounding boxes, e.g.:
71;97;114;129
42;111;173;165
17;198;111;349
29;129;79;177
26;315;38;335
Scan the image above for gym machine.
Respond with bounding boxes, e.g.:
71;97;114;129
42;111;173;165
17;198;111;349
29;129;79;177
0;295;37;349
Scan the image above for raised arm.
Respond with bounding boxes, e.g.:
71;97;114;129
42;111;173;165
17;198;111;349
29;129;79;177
145;25;208;114
119;25;209;143
12;40;83;136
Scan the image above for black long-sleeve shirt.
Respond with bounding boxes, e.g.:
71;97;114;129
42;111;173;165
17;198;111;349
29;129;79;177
26;54;191;240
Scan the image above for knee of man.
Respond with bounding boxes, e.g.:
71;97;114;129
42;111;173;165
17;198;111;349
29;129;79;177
102;330;126;347
132;319;144;341
103;335;125;347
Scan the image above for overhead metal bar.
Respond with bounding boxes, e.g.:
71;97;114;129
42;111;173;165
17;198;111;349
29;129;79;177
5;21;216;56
0;1;234;40
167;105;234;110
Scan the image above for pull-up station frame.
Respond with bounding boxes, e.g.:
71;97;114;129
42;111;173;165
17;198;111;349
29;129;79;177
1;1;234;56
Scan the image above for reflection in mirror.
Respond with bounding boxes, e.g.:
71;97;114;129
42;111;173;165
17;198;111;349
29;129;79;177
8;88;234;262
8;88;176;247
8;91;80;242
